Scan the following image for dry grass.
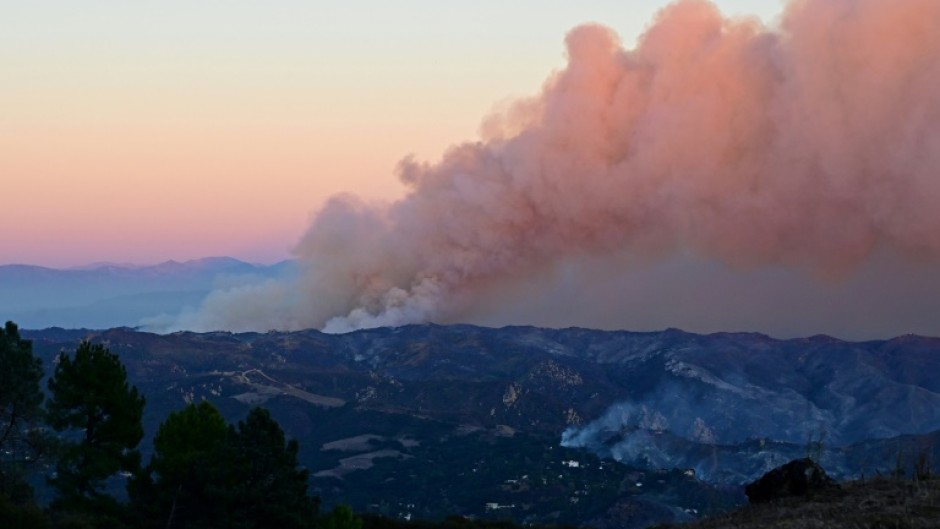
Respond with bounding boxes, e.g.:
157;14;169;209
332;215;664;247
657;477;940;529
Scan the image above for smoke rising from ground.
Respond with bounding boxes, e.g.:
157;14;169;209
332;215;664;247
160;0;940;336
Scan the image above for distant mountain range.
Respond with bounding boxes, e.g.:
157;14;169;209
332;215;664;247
21;324;940;528
0;257;292;329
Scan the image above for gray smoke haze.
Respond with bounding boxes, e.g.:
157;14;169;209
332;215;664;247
153;0;940;338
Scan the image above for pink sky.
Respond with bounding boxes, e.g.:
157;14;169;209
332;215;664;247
7;0;940;340
0;1;779;267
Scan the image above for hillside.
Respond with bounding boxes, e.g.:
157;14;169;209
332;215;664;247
20;324;940;528
657;477;940;529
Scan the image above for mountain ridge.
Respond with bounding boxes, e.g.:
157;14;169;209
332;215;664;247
19;324;940;527
0;257;292;329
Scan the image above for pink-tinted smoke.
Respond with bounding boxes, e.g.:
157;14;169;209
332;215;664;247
169;0;940;335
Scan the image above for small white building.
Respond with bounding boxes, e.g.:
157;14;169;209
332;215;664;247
485;503;515;512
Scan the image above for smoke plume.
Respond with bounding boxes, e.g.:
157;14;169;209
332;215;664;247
162;0;940;336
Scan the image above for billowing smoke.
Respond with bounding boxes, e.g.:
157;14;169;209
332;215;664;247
559;380;834;482
158;0;940;336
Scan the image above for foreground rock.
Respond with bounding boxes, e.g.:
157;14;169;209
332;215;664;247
659;476;940;529
745;458;839;504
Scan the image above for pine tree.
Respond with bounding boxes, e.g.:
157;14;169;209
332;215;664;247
46;341;145;511
130;401;230;529
323;505;363;529
0;321;47;503
225;407;317;529
132;404;318;529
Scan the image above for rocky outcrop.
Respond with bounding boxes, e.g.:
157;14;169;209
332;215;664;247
745;458;839;504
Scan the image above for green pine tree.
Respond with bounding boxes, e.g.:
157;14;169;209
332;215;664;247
132;404;317;529
224;407;318;529
130;401;230;529
323;505;363;529
0;321;48;504
46;341;145;512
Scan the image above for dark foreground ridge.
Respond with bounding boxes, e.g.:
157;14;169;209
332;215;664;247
744;458;839;504
657;475;940;529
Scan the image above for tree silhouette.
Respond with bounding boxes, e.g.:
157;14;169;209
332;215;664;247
0;321;47;503
132;404;317;529
46;341;145;511
324;504;363;529
224;407;318;529
131;401;229;529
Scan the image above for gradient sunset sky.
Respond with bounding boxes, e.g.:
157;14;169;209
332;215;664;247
1;0;781;267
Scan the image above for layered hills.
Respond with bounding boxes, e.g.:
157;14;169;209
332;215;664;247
21;325;940;528
0;258;290;329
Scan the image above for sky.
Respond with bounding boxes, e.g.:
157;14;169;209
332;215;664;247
1;0;783;268
5;0;940;340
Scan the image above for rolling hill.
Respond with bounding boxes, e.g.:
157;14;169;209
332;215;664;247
20;324;940;528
